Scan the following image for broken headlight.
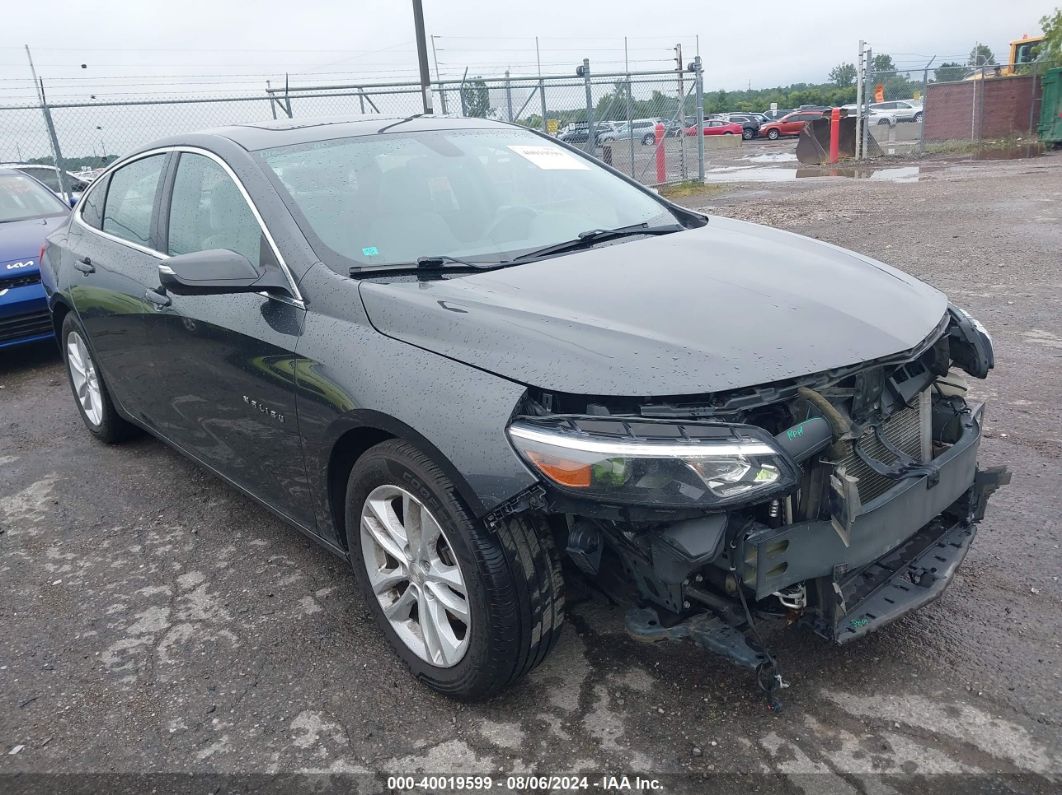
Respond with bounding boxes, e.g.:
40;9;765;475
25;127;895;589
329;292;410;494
507;417;797;508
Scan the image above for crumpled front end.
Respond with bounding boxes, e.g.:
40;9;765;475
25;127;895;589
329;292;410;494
493;306;1008;682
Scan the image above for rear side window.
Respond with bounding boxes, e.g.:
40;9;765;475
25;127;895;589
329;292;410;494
166;153;263;266
102;155;166;248
22;167;60;192
79;175;109;229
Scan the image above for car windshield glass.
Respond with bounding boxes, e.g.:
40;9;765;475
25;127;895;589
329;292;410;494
259;128;680;269
0;172;69;222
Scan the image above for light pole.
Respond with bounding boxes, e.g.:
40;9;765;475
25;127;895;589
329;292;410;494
411;0;434;114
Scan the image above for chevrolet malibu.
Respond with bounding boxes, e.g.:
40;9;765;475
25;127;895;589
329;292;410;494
40;117;1007;703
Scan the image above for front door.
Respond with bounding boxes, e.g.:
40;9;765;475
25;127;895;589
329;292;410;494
148;150;313;529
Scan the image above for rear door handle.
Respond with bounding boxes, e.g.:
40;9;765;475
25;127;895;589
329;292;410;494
144;288;171;309
73;257;94;274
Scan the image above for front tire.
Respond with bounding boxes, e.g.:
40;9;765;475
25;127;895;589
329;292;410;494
642;133;655;145
742;128;754;140
345;439;564;700
61;313;138;443
767;129;780;140
913;111;923;123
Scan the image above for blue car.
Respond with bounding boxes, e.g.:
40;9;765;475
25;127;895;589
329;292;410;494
0;167;70;349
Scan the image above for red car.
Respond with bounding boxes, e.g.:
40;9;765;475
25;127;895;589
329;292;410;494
685;119;743;136
758;110;825;140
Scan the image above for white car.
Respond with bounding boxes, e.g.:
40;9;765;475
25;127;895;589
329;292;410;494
868;100;924;126
0;163;90;205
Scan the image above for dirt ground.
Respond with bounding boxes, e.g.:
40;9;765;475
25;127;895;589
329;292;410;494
1;151;1060;794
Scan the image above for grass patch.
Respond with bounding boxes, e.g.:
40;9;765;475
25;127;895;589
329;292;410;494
659;181;729;200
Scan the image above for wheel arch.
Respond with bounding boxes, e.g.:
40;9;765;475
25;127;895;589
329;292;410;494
326;410;488;550
49;295;73;341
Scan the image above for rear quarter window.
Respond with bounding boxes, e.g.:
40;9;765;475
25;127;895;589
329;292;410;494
79;174;109;230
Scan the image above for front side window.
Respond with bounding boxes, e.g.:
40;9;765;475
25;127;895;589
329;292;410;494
0;172;69;223
102;155;166;248
167;153;262;265
260;128;678;270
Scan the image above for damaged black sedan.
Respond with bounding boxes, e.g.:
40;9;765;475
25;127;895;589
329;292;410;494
40;117;1007;702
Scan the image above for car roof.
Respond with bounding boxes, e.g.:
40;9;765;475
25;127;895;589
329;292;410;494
145;115;518;153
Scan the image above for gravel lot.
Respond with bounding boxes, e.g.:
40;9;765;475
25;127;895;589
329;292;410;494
1;151;1060;793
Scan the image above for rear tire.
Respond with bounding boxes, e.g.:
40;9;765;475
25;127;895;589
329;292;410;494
61;313;138;444
642;133;655;146
345;439;564;700
742;128;754;140
913;111;923;123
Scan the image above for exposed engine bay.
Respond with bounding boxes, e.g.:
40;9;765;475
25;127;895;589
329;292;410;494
493;306;1009;708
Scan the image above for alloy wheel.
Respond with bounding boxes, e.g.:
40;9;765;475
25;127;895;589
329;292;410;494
66;330;103;426
359;484;471;668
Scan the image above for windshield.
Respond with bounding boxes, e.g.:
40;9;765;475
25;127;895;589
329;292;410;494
259;127;679;269
0;172;69;223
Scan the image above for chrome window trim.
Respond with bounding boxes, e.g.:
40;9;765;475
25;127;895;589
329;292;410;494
73;145;305;306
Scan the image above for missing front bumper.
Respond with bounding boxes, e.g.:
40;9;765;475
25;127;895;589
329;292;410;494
821;464;1010;643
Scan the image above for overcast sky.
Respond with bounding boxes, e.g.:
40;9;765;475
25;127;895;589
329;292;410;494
1;0;1053;103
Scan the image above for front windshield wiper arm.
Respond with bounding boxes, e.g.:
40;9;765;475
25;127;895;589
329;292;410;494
510;222;684;262
348;255;500;278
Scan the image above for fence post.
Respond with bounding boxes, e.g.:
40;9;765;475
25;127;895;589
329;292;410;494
694;56;705;182
862;46;873;159
918;67;929;153
505;70;513;122
539;77;548;132
626;74;635;178
38;81;70;204
855;42;865;160
581;58;595;155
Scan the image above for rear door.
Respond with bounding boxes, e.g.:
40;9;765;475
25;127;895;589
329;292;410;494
151;149;313;527
67;153;171;419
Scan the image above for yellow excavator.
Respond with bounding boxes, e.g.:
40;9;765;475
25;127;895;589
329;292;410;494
966;34;1044;79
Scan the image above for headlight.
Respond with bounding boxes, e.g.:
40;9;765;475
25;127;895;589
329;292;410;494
507;417;797;508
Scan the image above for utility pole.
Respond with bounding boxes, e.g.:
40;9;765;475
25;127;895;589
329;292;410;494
430;35;447;114
411;0;434;114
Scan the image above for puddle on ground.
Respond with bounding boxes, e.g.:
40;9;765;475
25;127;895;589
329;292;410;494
741;152;798;163
705;165;921;183
971;144;1044;160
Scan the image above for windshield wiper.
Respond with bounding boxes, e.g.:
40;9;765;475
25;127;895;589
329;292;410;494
510;222;684;262
348;254;500;278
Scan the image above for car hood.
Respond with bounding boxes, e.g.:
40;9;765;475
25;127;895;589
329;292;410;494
359;217;947;396
0;215;66;273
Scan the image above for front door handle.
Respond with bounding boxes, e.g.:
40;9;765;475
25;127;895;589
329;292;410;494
73;257;94;274
144;287;171;309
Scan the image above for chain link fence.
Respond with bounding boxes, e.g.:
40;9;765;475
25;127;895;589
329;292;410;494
861;63;1048;155
0;64;705;190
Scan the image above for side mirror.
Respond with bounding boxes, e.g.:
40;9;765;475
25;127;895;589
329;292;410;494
158;249;289;296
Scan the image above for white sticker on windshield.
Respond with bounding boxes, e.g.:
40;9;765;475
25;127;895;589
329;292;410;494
507;145;590;170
